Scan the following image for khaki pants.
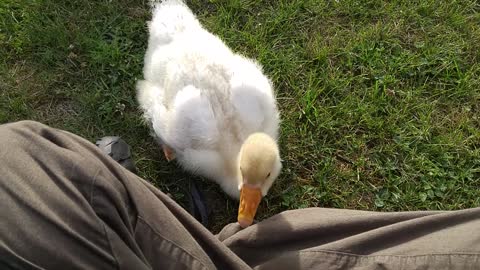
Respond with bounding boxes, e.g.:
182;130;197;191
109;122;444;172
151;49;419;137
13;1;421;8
1;121;479;270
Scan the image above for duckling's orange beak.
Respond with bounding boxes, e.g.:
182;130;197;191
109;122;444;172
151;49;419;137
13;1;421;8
238;184;262;228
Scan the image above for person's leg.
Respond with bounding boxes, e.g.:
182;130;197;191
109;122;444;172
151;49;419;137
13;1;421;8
0;121;249;270
219;207;480;269
2;120;479;270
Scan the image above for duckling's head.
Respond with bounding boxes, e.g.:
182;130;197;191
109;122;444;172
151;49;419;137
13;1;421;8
237;133;281;228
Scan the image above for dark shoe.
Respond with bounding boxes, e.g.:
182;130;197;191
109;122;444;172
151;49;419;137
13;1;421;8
95;136;136;173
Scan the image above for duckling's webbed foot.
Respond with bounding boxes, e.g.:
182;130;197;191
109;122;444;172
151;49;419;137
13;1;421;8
162;145;176;162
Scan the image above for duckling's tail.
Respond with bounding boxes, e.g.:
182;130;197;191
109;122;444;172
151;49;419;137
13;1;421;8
148;0;201;45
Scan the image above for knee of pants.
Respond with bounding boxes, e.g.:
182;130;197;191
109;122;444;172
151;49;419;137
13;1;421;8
5;120;48;130
0;120;54;151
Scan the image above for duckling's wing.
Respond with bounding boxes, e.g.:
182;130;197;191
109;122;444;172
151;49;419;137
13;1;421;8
229;57;280;140
165;85;221;151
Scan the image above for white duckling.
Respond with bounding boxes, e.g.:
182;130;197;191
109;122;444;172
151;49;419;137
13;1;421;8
137;0;281;226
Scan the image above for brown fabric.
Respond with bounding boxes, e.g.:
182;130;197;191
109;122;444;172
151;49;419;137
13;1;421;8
0;121;479;270
0;121;246;270
219;208;480;269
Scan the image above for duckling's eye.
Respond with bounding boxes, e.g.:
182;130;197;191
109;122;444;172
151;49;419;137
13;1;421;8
266;172;271;178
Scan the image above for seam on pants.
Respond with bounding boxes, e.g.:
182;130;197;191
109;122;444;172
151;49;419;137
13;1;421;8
89;167;120;270
300;249;480;257
137;216;208;270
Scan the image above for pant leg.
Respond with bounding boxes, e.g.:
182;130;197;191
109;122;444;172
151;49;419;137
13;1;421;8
218;207;480;269
0;121;249;270
2;120;479;270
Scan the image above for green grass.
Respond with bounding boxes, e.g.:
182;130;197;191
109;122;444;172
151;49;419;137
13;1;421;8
1;0;479;232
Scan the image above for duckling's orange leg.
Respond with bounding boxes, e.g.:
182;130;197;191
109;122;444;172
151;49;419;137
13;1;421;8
162;145;176;162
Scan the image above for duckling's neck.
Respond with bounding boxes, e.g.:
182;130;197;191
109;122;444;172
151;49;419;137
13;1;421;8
218;145;243;196
234;150;243;188
213;152;241;199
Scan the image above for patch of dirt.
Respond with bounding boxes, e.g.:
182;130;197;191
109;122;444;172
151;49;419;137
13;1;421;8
3;61;80;125
36;100;80;124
